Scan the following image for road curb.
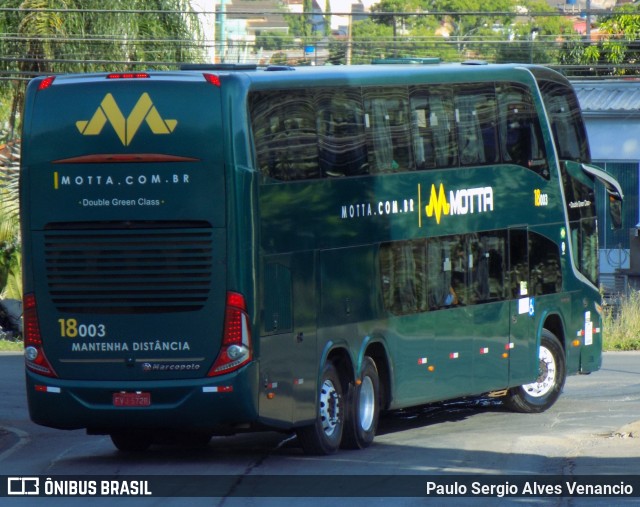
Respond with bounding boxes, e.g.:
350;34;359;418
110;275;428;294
0;426;30;463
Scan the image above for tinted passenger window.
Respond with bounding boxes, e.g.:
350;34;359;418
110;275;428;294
538;79;590;163
250;90;319;180
497;84;549;179
530;233;562;295
363;87;414;173
380;231;507;315
455;84;499;166
409;87;457;169
316;88;368;177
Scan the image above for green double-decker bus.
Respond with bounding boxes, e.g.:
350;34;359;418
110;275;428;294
20;63;622;454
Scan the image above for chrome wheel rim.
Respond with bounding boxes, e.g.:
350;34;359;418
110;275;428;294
358;376;376;431
522;345;556;398
319;379;340;436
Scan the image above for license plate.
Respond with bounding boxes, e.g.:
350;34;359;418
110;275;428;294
113;392;151;407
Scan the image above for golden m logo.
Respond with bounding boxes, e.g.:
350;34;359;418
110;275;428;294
425;183;450;224
76;93;177;146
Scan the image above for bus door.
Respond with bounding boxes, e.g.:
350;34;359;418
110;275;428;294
508;228;537;385
259;252;317;426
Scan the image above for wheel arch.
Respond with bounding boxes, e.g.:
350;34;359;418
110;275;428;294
322;343;355;394
362;340;392;412
541;312;566;351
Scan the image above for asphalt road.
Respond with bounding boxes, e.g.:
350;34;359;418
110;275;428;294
1;351;640;506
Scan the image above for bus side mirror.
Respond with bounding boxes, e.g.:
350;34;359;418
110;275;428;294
609;193;623;230
579;163;624;231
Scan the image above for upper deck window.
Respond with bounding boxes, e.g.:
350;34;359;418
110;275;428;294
316;88;368;177
537;80;590;164
363;86;414;173
250;80;551;182
250;90;319;180
497;83;549;179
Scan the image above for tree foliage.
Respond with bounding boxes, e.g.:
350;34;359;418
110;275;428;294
0;1;207;302
560;4;640;76
0;0;206;130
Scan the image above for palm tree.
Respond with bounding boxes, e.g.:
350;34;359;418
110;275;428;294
0;0;206;130
0;0;207;309
0;137;21;301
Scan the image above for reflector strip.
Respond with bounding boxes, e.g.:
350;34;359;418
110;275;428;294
418;357;428;365
479;347;489;354
35;385;61;393
266;382;279;389
449;352;459;359
294;378;304;385
505;343;515;350
202;386;233;393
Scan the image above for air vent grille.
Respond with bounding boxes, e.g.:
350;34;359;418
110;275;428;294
44;223;213;314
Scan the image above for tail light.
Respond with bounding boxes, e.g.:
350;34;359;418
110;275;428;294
208;292;252;377
23;294;57;377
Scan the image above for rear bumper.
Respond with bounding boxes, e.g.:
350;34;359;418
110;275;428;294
26;362;260;433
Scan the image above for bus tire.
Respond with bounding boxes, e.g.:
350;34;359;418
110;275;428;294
342;356;380;450
296;361;344;455
110;431;153;452
505;329;566;413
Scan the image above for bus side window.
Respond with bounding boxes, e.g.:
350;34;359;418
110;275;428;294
508;229;529;299
364;87;414;173
468;232;507;304
409;94;435;170
537;80;590;163
465;85;499;166
250;90;319;181
455;92;487;166
529;232;562;296
409;86;458;170
498;85;549;179
316;88;368;177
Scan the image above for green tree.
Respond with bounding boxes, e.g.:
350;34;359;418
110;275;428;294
0;0;205;130
0;137;21;301
558;4;640;76
494;0;576;64
0;1;205;302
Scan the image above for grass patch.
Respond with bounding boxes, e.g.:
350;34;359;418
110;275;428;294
0;338;22;352
603;291;640;351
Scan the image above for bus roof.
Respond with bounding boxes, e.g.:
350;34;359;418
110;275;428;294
40;62;566;91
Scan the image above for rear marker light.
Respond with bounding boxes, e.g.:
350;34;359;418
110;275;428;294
38;76;55;90
106;72;150;79
203;73;221;87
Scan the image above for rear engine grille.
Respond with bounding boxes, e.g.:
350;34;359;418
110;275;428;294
44;222;214;314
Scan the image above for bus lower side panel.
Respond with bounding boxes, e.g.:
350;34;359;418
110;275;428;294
25;363;260;433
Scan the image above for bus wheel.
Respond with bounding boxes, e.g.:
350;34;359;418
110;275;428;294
110;431;153;452
505;330;566;413
342;356;380;450
296;361;344;455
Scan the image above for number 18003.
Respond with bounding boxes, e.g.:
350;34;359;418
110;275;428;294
58;318;107;338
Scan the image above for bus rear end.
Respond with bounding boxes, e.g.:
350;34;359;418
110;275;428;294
20;72;258;449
